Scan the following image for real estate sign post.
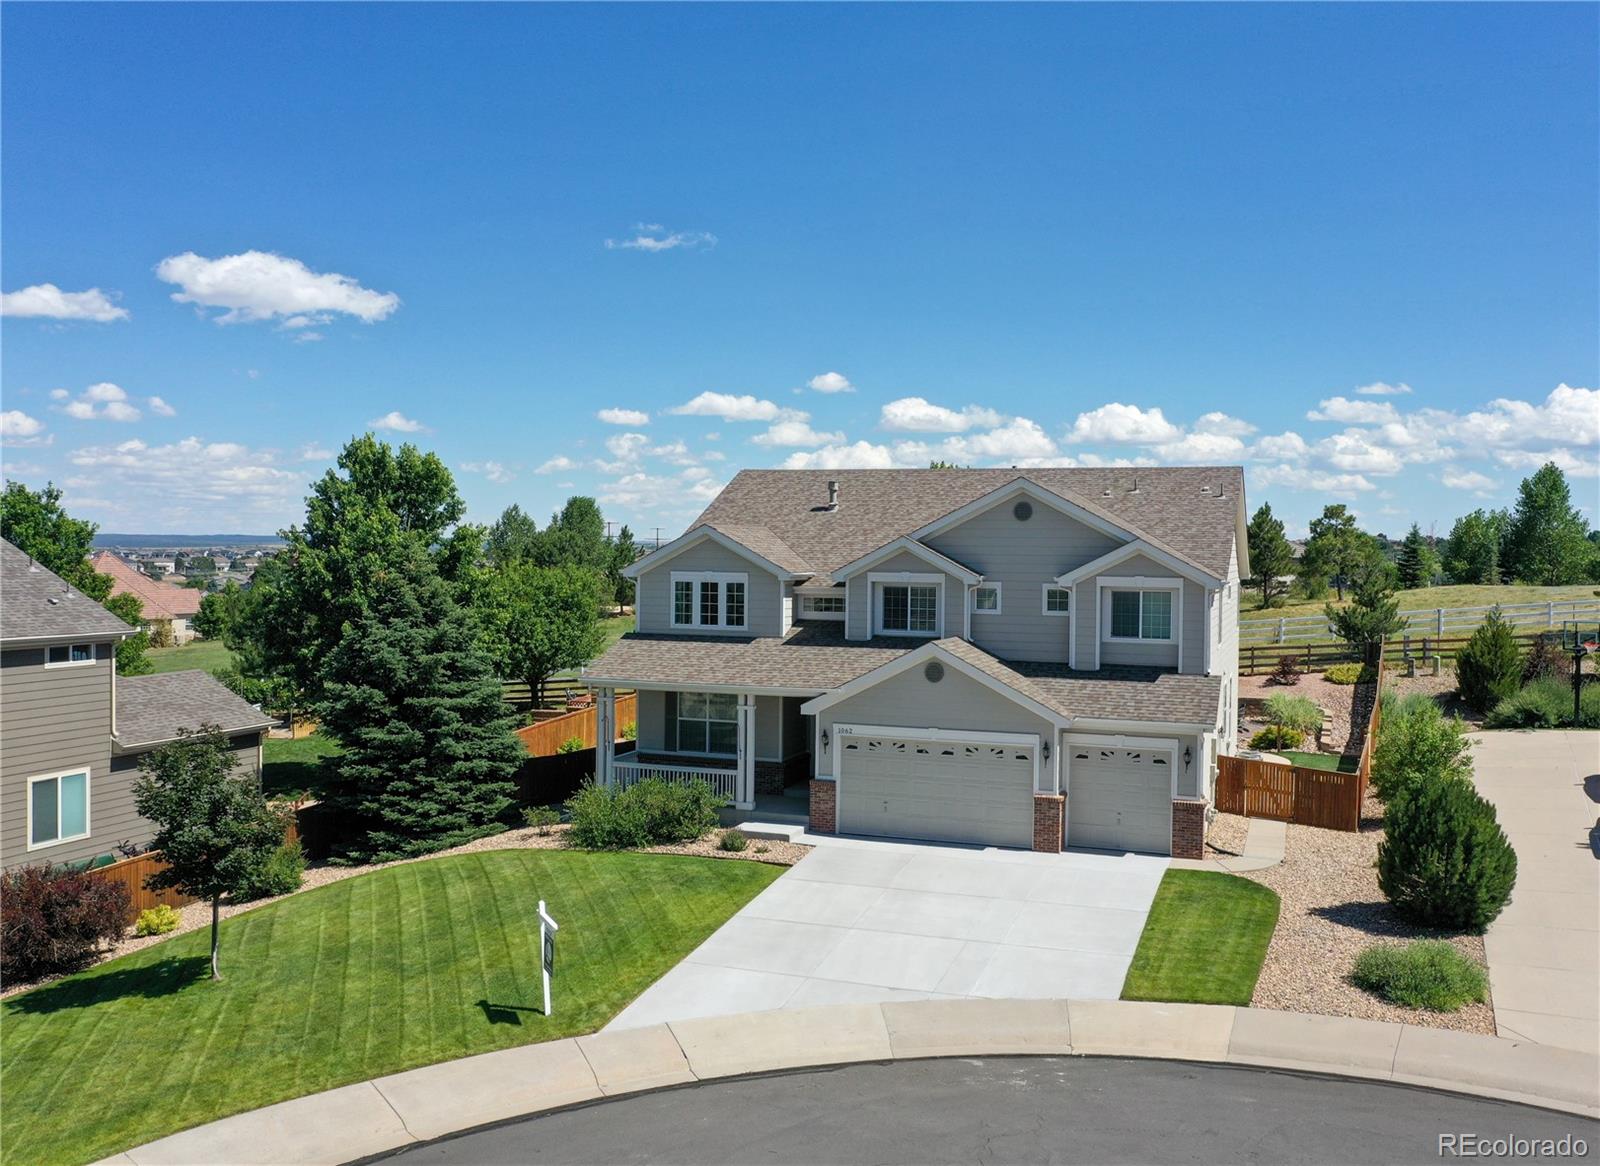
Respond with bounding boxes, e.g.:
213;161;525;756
538;899;559;1017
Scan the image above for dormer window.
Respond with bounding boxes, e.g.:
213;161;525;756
671;571;747;630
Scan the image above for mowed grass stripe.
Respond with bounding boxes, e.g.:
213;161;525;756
1121;870;1280;1006
2;850;783;1166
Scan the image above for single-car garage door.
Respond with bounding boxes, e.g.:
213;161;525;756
838;735;1035;849
1066;745;1173;854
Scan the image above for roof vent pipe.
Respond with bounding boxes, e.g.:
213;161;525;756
826;480;839;511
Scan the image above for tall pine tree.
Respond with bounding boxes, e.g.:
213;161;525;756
1245;503;1294;608
1396;523;1429;589
319;546;523;862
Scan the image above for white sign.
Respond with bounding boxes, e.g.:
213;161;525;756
538;900;559;1017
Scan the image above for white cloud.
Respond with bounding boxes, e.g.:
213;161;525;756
1314;430;1404;475
1066;403;1182;445
460;460;515;483
1307;396;1400;424
148;396;176;417
299;443;333;462
1491;447;1600;478
1355;381;1412;396
290;330;324;344
1439;467;1496;495
925;418;1058;463
1250;431;1309;460
1253;464;1377;495
598;408;650;426
668;391;784;422
807;372;854;394
368;411;426;433
880;397;1005;433
603;224;717;252
1192;412;1257;438
54;382;140;423
1;411;49;445
599;469;726;512
536;455;577;474
1149;432;1248;464
781;441;901;470
752;416;845;448
67;435;302;527
155;250;400;326
1445;384;1599;451
0;283;129;322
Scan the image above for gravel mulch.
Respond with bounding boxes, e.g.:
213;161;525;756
1239;671;1363;753
1;824;808;1000
1221;793;1495;1035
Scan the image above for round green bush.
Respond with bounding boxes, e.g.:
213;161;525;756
522;805;561;835
1486;677;1600;729
1370;694;1473;804
1249;725;1303;751
719;828;749;852
1323;663;1374;685
1351;941;1487;1011
134;904;182;936
232;840;306;902
1377;778;1516;932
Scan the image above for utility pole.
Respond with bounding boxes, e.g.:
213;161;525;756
652;526;662;550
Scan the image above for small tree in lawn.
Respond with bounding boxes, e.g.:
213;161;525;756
1245;503;1294;609
1454;607;1523;713
320;546;524;862
133;729;286;980
1326;547;1405;665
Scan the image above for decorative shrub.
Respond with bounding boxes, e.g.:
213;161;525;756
1521;634;1573;685
522;805;561;835
1323;663;1375;685
1268;656;1302;686
1295;573;1329;601
232;840;306;902
1377;778;1516;932
557;736;586;754
1454;608;1523;713
719;828;749;852
0;865;131;981
1486;678;1600;729
1264;694;1322;736
134;904;182;936
620;722;638;741
1351;941;1488;1011
1249;725;1303;751
565;778;724;850
1370;693;1473;803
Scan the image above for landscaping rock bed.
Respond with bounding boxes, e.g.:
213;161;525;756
1238;671;1362;753
1219;793;1495;1034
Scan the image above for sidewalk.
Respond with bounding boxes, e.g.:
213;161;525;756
97;998;1599;1166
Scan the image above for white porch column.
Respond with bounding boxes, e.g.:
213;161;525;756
735;694;756;811
596;687;616;789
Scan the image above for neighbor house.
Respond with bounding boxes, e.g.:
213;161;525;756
582;468;1247;858
90;549;206;645
1;540;273;870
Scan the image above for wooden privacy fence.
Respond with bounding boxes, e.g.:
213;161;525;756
89;853;197;917
516;692;637;759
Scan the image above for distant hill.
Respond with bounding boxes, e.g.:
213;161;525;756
92;533;285;548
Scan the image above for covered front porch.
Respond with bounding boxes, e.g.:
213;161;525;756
591;687;815;811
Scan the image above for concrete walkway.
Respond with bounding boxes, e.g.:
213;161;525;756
98;999;1600;1165
1170;816;1287;873
1471;730;1600;1056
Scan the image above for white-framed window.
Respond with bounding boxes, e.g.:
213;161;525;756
676;691;738;755
1042;586;1071;616
971;584;1002;615
871;573;942;636
1108;589;1175;641
670;571;748;630
800;594;846;620
28;770;90;850
45;643;96;668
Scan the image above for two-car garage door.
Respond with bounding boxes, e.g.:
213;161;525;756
1065;745;1173;855
837;735;1035;849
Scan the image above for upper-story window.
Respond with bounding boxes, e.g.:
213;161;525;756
672;571;747;629
45;643;96;667
1042;586;1071;616
971;584;1002;615
1108;589;1174;641
872;573;942;636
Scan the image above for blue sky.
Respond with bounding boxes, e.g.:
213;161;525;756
2;3;1595;539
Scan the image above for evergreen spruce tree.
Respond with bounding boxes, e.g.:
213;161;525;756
1326;547;1405;663
1245;503;1295;608
1396;523;1429;589
1454;607;1524;713
319;546;523;862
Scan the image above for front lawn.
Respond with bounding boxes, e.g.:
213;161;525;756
143;638;237;674
2;849;782;1166
1281;750;1360;773
261;731;345;798
1121;870;1279;1006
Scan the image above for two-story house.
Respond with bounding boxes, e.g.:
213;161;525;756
582;468;1247;859
1;540;274;870
89;550;205;645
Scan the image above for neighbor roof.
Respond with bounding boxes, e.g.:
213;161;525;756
0;539;137;644
113;670;275;750
690;468;1244;586
90;551;204;620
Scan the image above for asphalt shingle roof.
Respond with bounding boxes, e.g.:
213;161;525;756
114;670;275;749
90;551;204;620
690;467;1243;585
701;522;813;576
0;539;137;643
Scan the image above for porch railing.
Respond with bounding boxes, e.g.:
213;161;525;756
612;760;738;804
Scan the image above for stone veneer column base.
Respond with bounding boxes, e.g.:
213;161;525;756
1032;793;1065;853
1171;798;1207;859
809;779;836;834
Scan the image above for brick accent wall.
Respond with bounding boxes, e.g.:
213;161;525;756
1171;798;1207;859
1032;794;1064;853
756;753;812;796
809;779;837;834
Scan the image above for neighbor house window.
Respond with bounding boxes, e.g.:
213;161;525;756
677;691;738;755
45;643;95;667
29;771;89;849
972;584;1002;614
878;583;938;634
1109;590;1173;641
1043;586;1071;615
671;572;748;629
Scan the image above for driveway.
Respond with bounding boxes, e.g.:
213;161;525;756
1472;730;1600;1055
607;837;1167;1030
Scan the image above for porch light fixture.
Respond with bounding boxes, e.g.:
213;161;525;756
821;729;829;752
1183;746;1192;770
1041;741;1050;761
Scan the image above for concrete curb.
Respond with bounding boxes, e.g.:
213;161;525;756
102;1000;1600;1166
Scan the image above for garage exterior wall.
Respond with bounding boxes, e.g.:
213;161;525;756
635;540;784;637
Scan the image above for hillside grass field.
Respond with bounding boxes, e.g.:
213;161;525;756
1241;583;1597;623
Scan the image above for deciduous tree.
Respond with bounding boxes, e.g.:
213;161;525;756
0;480;111;600
475;560;605;704
1442;509;1505;585
1302;504;1375;601
1502;463;1593;585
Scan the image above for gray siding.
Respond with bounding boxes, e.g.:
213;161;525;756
813;663;1054;780
635;541;783;637
1075;552;1208;674
844;550;967;641
923;500;1120;663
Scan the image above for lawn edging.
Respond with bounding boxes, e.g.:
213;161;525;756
96;999;1600;1164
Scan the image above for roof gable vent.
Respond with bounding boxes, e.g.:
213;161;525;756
1012;500;1033;521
